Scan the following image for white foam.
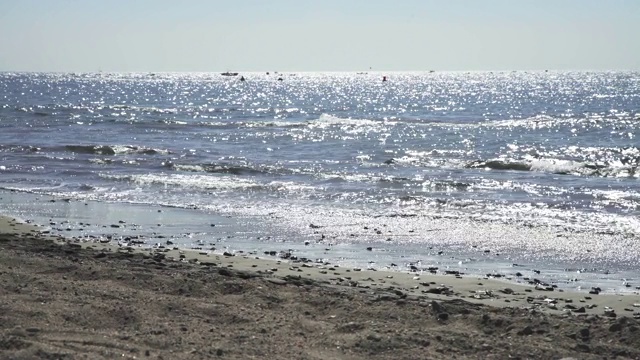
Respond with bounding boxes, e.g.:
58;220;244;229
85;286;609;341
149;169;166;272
102;173;260;191
215;199;640;266
529;158;584;174
100;173;317;194
310;114;394;130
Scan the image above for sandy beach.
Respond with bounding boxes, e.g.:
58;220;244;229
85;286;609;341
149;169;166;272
1;215;640;359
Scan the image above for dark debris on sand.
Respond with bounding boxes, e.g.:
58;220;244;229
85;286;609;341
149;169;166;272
1;233;640;359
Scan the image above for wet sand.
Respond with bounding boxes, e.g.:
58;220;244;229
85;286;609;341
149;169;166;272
2;215;640;359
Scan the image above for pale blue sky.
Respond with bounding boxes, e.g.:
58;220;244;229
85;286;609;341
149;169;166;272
1;0;638;72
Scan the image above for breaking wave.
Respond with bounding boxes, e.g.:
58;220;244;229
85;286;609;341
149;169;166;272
465;158;639;178
100;173;317;194
167;163;273;176
64;145;171;156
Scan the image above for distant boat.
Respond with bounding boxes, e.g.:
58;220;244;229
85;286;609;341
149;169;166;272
221;72;239;76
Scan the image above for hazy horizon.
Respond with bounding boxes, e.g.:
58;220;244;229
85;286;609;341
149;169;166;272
1;0;639;72
1;69;637;74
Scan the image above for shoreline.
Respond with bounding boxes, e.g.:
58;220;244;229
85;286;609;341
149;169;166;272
2;188;638;296
2;213;640;358
3;213;640;316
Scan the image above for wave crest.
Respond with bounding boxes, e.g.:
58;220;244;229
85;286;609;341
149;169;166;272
168;163;270;176
65;144;170;156
466;158;639;178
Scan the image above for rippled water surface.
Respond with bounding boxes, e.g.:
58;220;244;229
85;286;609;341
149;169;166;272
1;71;640;286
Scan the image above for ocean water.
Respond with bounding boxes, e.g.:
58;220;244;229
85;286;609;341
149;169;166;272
1;71;639;291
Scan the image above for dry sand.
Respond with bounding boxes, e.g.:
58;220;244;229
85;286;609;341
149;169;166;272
2;215;640;359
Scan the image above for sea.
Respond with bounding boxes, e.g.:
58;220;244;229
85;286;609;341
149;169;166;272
1;71;639;292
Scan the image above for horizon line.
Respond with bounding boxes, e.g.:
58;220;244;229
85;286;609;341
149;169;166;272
1;68;638;74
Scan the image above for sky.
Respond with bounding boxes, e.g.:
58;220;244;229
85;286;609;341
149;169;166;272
1;0;639;72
